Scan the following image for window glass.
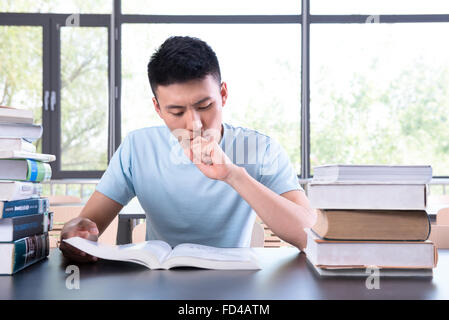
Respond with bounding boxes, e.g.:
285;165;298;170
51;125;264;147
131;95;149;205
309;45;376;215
122;0;300;15
60;27;109;170
0;0;111;13
0;26;43;152
311;0;449;14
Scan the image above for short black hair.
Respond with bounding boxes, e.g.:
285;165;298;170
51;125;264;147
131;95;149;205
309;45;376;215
147;36;221;97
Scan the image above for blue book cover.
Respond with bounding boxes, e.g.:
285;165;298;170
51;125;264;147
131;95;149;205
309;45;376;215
1;198;49;218
0;212;53;242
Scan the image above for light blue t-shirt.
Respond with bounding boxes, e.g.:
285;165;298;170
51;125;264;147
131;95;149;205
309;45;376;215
96;123;302;248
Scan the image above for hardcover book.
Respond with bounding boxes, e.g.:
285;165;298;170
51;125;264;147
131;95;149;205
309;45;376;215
0;159;52;182
0;138;36;153
312;209;430;241
0;106;33;125
0;233;50;275
0;180;42;201
312;164;432;184
0;150;56;163
306;259;433;277
0;198;50;218
308;183;426;210
0;122;42;142
64;237;261;270
0;212;53;242
304;229;437;269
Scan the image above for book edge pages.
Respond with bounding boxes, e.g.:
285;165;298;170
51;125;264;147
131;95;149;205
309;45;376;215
62;237;163;269
308;184;426;210
304;228;436;268
162;256;261;270
306;259;433;277
0;150;56;162
0;107;33;124
0;243;14;275
0;217;14;242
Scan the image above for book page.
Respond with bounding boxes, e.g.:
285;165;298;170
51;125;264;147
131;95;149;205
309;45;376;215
122;240;172;262
167;243;257;262
63;237;172;266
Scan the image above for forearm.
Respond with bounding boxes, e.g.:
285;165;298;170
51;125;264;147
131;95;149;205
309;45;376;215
79;191;123;235
224;167;316;250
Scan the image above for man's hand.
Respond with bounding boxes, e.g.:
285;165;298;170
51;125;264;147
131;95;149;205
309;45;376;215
183;135;239;182
59;217;99;263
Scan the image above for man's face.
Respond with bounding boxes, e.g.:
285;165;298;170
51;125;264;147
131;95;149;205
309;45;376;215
152;74;228;146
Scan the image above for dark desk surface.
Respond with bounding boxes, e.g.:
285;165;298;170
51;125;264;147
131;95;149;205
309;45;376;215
1;248;448;300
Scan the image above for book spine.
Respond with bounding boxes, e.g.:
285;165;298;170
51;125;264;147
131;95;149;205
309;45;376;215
1;198;49;218
12;233;49;274
26;160;52;182
7;212;52;242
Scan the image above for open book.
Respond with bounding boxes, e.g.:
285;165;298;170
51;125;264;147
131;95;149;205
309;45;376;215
63;237;261;270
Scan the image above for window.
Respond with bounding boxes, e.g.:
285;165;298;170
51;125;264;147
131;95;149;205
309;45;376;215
60;27;109;171
310;23;449;176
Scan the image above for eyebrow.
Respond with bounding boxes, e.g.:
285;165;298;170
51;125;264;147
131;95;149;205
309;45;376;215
165;97;212;110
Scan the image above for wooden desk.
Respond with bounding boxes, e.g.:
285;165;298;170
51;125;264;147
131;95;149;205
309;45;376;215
1;248;448;300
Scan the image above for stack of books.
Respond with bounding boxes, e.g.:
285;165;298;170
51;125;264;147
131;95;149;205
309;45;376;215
0;106;55;275
305;164;438;277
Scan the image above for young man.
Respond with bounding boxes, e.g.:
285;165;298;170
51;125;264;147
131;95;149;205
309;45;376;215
60;36;316;263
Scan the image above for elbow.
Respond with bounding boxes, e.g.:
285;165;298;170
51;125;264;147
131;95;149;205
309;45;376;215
306;207;318;228
287;228;308;251
289;207;316;250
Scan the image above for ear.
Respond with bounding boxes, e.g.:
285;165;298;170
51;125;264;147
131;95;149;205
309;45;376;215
220;82;228;107
152;97;163;118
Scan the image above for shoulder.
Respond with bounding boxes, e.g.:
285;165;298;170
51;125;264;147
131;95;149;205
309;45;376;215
124;126;170;144
223;123;273;143
223;123;282;156
115;126;170;160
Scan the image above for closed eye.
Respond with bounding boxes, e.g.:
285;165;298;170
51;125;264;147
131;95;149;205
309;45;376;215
170;103;212;117
198;103;212;110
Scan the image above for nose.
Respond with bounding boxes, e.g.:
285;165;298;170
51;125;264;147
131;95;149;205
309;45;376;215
185;109;202;137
